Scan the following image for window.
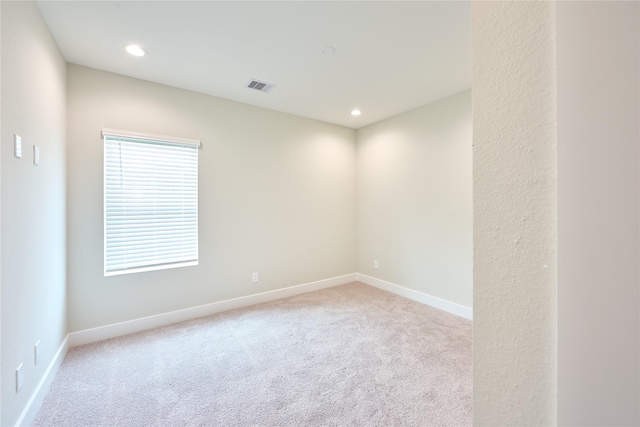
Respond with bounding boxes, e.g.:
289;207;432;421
103;129;199;276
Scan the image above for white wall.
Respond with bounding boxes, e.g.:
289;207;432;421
67;65;356;332
472;2;557;425
0;2;67;426
557;2;640;425
356;91;472;308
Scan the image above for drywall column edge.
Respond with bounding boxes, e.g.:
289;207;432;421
472;2;557;425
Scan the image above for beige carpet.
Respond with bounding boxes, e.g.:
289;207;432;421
33;282;472;426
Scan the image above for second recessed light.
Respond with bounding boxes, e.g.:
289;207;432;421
125;44;147;57
351;109;362;116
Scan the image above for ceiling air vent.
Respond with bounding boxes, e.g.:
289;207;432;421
246;79;275;93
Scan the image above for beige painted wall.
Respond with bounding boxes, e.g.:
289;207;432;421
67;65;356;332
356;90;472;308
557;2;640;425
472;2;557;425
0;2;67;426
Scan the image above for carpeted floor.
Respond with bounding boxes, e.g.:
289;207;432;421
33;282;472;426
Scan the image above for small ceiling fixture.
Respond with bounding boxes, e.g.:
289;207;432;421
124;44;147;57
351;109;362;116
321;46;336;55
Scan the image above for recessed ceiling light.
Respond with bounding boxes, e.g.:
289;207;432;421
351;109;362;116
124;44;147;57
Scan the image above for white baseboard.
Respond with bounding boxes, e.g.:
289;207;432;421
356;273;473;320
68;273;357;347
15;335;70;427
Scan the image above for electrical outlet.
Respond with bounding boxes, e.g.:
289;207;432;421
252;272;259;283
373;260;379;270
34;341;40;365
16;364;23;392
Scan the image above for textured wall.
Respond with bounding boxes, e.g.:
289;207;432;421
67;65;356;332
356;91;472;308
0;2;67;425
557;2;640;425
472;2;557;425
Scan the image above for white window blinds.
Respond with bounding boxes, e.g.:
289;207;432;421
103;129;199;276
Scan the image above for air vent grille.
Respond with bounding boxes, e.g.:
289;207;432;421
246;79;275;93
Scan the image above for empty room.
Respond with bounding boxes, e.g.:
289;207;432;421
2;1;640;427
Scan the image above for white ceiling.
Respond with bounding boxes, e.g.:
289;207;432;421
36;1;471;129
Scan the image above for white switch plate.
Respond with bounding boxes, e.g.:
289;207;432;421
33;145;40;166
16;364;23;392
252;272;259;283
14;134;22;158
34;341;40;365
373;260;379;270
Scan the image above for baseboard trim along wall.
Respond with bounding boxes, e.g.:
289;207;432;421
356;273;473;320
68;273;357;347
15;335;70;427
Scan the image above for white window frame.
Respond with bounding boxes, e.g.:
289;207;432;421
102;128;201;276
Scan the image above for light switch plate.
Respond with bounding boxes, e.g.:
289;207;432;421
33;145;40;166
16;364;23;392
14;134;22;158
